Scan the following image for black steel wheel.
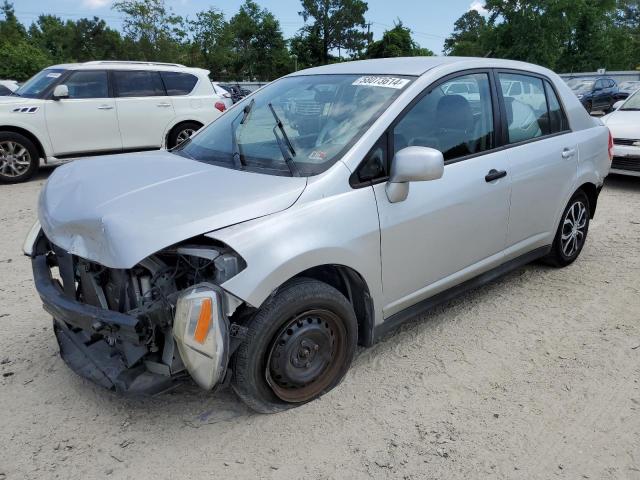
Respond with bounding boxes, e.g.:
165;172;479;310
266;308;348;403
232;278;357;413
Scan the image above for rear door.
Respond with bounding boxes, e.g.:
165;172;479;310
113;70;176;149
45;70;122;155
496;71;577;258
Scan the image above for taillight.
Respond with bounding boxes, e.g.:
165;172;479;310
215;101;226;112
608;128;614;162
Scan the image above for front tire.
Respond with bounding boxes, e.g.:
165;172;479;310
0;132;39;183
232;278;357;413
544;191;590;267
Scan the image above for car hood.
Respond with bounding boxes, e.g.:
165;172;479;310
39;151;307;268
602;110;640;139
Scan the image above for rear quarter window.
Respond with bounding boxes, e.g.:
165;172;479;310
161;72;198;96
114;70;165;97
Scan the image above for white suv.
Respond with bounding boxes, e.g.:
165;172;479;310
0;61;224;183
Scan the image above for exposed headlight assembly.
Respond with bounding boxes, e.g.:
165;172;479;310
173;283;229;390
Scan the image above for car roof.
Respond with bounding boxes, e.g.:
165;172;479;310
47;61;209;75
287;56;556;77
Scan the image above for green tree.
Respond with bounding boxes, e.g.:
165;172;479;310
28;15;73;63
443;10;489;56
112;0;186;62
0;1;49;81
188;8;231;75
226;0;290;80
0;0;26;44
0;40;50;81
367;21;433;58
298;0;369;63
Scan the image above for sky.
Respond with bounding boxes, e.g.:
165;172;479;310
12;0;488;54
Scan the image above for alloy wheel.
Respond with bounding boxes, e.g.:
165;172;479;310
0;141;32;178
176;128;196;145
561;200;588;258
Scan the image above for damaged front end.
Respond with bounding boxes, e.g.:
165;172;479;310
29;227;248;395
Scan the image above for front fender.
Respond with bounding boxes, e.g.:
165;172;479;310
0;118;53;158
207;179;384;327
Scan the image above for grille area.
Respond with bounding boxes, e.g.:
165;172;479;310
612;156;640;172
613;138;640;146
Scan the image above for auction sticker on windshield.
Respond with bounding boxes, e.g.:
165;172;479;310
352;76;410;89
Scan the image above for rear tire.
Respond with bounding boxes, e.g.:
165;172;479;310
167;122;202;149
231;278;357;413
543;190;590;268
0;132;39;183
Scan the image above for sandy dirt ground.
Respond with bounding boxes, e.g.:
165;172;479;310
0;169;639;480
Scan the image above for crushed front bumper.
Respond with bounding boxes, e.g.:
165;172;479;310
32;254;185;395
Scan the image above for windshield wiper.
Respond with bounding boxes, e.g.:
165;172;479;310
230;99;255;169
241;98;255;124
268;102;300;177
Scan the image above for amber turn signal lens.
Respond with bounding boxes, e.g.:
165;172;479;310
193;298;212;344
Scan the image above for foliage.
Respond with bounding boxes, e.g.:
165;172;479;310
443;10;489;57
445;0;640;72
298;0;370;64
367;21;434;58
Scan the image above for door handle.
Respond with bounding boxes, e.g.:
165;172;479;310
562;148;576;159
485;169;507;182
157;103;172;107
97;105;113;110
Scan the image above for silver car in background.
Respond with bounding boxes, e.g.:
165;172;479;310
24;57;611;412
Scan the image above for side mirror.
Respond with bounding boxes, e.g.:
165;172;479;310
52;84;69;100
385;146;444;203
613;100;625;110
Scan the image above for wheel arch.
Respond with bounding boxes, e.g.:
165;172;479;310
576;181;600;219
0;125;46;160
164;120;204;148
289;265;375;347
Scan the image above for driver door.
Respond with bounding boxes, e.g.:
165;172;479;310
372;72;512;318
45;70;122;156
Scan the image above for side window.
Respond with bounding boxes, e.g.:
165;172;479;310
608;80;616;88
160;72;198;96
544;81;569;133
354;134;388;184
64;71;108;99
595;79;604;90
114;71;165;97
498;73;547;144
393;73;494;162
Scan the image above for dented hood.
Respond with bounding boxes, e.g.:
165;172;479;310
39;151;307;268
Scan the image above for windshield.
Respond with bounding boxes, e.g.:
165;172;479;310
620;90;640;111
174;74;413;176
15;68;66;98
572;81;595;94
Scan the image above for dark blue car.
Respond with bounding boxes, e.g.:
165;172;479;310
571;77;619;113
